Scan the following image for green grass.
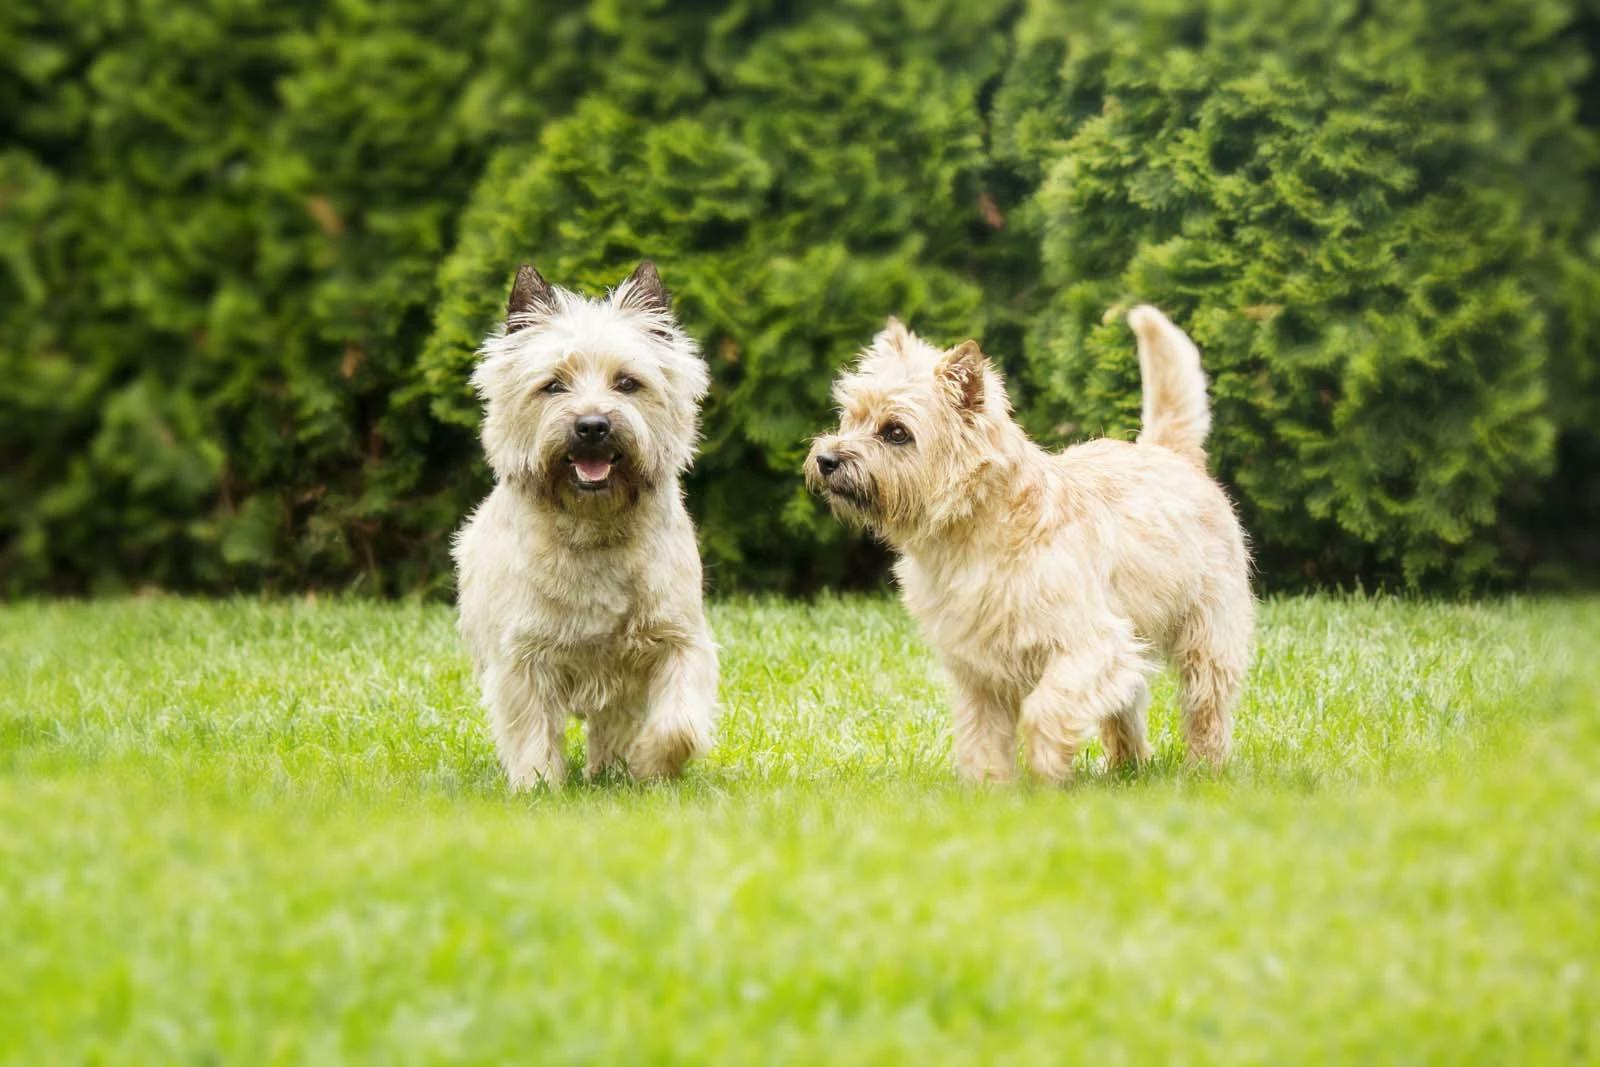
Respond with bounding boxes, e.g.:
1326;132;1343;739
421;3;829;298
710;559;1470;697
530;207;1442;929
2;595;1597;1064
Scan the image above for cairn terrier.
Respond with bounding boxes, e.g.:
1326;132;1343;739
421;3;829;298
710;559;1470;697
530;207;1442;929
806;308;1253;783
454;261;717;788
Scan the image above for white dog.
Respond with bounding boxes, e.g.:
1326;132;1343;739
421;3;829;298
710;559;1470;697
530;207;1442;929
454;261;717;788
807;308;1254;782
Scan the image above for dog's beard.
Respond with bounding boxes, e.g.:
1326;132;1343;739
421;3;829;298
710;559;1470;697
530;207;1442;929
517;440;657;515
819;466;942;548
817;471;884;534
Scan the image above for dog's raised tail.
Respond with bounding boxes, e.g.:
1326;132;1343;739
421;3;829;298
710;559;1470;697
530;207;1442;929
1129;305;1210;465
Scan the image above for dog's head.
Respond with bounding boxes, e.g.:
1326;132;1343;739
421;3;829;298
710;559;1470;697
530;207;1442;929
805;318;1012;546
473;261;709;517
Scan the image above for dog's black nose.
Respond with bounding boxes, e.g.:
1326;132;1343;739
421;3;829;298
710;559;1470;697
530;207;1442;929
575;414;611;442
816;452;841;476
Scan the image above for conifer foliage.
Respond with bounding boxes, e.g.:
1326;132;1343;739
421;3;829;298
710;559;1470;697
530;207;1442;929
2;0;1596;593
993;0;1599;586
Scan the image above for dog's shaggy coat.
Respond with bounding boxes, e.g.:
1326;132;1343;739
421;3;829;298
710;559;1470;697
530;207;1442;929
454;262;716;787
806;308;1253;782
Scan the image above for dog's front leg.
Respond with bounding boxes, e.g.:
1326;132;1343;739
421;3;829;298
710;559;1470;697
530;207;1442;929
1020;635;1150;784
627;637;717;780
1099;676;1153;770
949;672;1018;784
585;709;634;780
487;665;567;790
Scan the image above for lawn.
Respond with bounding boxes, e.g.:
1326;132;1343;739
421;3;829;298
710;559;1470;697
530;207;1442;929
1;594;1597;1064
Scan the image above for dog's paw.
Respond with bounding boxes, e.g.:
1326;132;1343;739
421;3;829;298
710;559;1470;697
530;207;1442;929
1025;743;1078;785
1019;724;1079;785
1101;733;1154;771
956;754;1018;786
507;761;567;792
627;713;710;781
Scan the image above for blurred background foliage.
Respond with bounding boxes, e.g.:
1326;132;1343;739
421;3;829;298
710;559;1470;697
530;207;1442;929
3;0;1598;596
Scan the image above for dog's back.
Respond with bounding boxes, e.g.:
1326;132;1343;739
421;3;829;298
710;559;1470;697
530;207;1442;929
1054;437;1250;659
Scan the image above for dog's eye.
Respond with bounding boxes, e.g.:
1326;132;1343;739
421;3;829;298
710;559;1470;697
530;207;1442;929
880;422;912;446
615;376;641;394
541;380;567;395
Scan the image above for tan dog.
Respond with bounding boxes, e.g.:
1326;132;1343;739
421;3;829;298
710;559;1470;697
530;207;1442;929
806;308;1253;783
454;262;716;788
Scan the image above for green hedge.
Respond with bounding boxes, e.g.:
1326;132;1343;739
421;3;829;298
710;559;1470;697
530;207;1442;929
992;0;1600;587
1;0;594;594
422;1;1015;589
3;0;1597;595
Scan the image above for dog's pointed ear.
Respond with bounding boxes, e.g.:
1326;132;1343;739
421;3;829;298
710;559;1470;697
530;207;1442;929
936;340;988;412
874;315;912;352
615;260;671;314
506;264;554;332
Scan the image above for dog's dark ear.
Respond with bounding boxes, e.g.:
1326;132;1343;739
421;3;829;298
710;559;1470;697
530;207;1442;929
506;264;554;331
615;260;671;315
936;340;988;412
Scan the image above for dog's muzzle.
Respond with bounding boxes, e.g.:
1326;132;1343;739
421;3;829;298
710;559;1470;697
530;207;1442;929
806;449;875;514
566;414;624;492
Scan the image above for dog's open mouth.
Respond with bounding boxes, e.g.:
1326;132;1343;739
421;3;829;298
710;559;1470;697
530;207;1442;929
567;453;622;491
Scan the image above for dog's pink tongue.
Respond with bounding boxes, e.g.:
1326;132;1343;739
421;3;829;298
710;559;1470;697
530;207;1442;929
574;457;612;483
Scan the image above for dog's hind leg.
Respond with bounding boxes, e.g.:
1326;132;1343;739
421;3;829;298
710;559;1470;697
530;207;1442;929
1174;590;1252;768
628;636;718;780
1099;675;1152;770
1021;620;1152;784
